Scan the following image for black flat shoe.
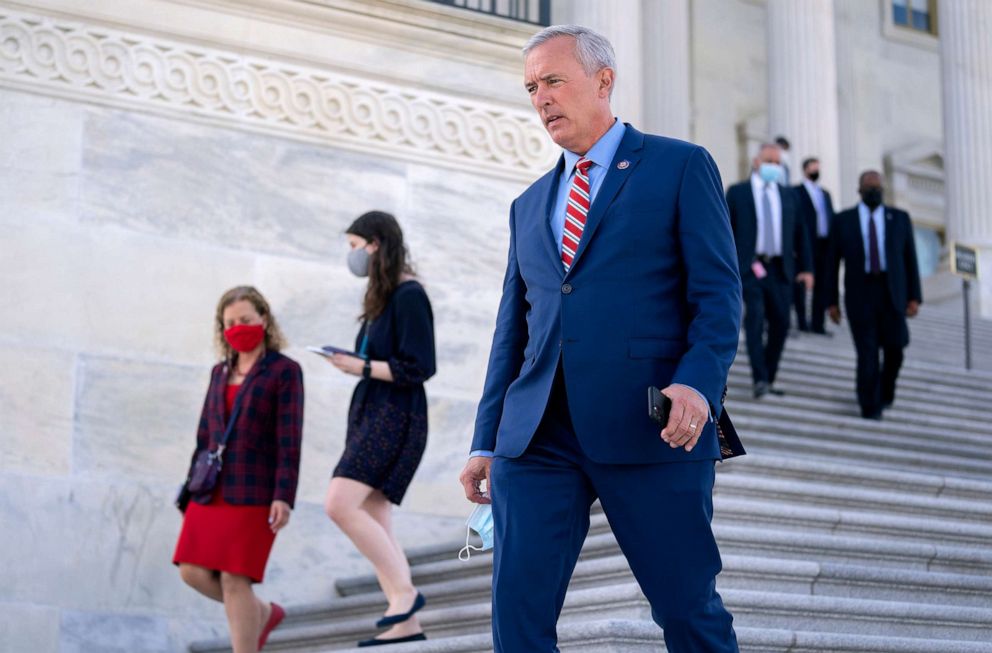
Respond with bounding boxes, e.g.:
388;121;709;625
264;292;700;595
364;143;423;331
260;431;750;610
375;592;426;628
358;633;427;647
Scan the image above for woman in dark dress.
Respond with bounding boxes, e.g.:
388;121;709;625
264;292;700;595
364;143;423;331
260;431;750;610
324;211;436;647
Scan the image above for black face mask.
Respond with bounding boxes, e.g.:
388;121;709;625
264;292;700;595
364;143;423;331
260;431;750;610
807;171;820;182
861;187;884;209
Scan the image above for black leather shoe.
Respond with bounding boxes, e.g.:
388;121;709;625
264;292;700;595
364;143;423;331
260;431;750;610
358;633;427;647
753;382;769;399
375;592;426;628
768;386;786;396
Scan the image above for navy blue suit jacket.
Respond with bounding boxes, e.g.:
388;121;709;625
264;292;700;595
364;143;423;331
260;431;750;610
794;183;835;243
471;126;743;465
726;180;812;282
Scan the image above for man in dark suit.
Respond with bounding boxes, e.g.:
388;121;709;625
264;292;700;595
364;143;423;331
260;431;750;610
459;25;743;653
726;144;813;398
793;157;836;334
827;170;922;419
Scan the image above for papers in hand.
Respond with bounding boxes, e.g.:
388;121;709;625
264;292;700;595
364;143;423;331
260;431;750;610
307;345;362;359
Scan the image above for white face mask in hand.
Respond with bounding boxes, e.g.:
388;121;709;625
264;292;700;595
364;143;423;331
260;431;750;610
458;503;494;561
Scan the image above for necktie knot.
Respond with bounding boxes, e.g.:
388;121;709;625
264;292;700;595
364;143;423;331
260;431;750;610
576;158;593;176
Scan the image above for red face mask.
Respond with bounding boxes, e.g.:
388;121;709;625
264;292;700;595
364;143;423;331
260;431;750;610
224;324;265;353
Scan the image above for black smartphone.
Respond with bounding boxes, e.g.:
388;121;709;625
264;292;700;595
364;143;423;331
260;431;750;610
648;386;672;426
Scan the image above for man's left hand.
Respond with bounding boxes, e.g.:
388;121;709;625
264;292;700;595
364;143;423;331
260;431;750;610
906;300;920;318
796;272;814;291
659;385;709;453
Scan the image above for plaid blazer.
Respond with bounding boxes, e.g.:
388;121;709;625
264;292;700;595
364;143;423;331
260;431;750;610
187;351;304;508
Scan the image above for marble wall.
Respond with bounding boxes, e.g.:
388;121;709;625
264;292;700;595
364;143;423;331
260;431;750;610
0;85;528;651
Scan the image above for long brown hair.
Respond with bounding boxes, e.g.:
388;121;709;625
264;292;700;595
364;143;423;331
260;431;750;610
347;211;415;321
214;286;286;360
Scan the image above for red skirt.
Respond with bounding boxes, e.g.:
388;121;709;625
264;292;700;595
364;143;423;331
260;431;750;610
173;486;276;583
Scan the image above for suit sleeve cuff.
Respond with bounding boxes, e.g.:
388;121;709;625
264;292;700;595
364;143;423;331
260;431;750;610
470;450;494;458
671;384;714;422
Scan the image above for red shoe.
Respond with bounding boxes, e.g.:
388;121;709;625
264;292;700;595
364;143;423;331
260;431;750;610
258;602;285;651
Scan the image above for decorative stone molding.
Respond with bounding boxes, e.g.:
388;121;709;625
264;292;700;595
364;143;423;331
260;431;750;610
0;7;556;179
886;142;945;231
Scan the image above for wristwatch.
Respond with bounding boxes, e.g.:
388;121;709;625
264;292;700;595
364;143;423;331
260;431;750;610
362;359;372;380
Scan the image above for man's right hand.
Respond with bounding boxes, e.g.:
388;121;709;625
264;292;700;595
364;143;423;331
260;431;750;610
828;305;841;324
459;456;493;505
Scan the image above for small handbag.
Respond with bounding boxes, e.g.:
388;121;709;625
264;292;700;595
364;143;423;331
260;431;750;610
185;382;246;496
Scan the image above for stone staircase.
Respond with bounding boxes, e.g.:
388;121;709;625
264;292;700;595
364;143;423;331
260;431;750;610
191;305;992;652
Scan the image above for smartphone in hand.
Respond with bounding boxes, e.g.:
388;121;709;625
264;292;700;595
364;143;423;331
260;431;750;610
648;386;672;426
307;345;363;359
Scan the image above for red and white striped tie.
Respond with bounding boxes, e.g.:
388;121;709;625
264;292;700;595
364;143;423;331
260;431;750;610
561;157;593;272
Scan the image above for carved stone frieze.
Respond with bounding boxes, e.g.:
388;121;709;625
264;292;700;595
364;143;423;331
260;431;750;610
0;7;556;178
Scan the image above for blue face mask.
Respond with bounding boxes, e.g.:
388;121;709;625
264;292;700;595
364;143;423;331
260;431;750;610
458;503;494;561
758;162;784;185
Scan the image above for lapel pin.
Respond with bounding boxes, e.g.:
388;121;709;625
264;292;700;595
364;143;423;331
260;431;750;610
617;160;630;170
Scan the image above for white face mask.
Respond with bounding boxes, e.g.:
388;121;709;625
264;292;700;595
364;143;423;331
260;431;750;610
458;503;494;562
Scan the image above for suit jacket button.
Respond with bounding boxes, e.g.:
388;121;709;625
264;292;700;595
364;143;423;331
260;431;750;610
561;283;573;295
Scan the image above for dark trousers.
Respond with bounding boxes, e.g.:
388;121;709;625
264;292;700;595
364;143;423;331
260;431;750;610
847;274;906;417
793;237;830;332
743;259;791;385
489;367;738;653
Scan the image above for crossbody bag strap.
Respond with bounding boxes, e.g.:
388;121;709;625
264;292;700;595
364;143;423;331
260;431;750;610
209;374;249;461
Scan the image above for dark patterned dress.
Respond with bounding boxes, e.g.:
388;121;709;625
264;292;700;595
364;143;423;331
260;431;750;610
333;280;436;504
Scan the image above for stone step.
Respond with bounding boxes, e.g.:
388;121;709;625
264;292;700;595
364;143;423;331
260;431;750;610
721;453;992;501
729;401;992;447
755;345;992;395
727;365;987;414
740;431;992;480
735;421;992;476
711;497;992;547
324;621;992;653
730;353;992;404
712;474;992;524
274;554;992;635
335;521;992;602
725;373;992;424
740;339;992;392
726;382;992;436
193;584;992;651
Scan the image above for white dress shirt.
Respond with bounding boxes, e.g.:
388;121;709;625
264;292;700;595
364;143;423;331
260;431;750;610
750;173;782;256
858;202;887;273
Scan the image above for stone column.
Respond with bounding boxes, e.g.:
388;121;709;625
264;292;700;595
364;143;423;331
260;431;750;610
766;0;841;197
939;0;992;318
551;0;644;127
641;0;691;140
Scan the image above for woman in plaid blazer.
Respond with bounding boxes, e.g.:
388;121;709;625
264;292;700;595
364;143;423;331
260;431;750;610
173;286;304;653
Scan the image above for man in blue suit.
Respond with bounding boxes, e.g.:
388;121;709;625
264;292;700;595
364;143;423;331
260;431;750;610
459;25;743;652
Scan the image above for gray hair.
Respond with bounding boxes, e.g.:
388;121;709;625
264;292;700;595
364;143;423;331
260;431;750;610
523;25;617;77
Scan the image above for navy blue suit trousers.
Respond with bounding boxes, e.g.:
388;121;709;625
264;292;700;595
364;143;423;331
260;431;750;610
490;364;739;652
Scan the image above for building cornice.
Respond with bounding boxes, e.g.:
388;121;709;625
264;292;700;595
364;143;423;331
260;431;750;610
0;4;556;181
